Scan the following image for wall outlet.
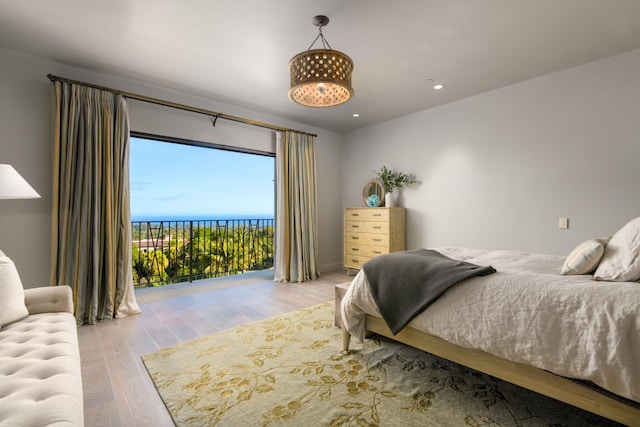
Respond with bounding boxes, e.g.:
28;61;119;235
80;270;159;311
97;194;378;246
559;217;569;229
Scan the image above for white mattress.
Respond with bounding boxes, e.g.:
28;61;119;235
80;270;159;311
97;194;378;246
340;247;640;403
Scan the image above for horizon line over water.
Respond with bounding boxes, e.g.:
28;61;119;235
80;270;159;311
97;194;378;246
132;213;274;222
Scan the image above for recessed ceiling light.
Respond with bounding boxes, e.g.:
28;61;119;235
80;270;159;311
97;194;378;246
433;84;445;90
352;113;360;117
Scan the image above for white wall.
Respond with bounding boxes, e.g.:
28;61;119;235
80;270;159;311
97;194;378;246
342;49;640;255
0;49;345;287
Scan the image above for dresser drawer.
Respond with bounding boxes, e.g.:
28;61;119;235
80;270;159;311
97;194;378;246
344;254;370;270
344;209;389;222
344;244;388;258
345;220;389;234
344;231;389;246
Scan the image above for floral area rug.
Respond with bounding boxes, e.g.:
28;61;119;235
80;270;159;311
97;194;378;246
142;302;621;426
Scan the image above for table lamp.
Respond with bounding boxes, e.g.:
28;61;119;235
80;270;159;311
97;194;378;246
0;164;40;199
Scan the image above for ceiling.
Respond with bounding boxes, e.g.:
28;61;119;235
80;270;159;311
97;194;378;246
1;1;640;134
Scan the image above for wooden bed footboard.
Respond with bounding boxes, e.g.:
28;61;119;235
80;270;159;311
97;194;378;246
341;315;640;427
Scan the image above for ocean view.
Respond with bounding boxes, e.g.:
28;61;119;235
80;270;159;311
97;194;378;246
129;138;275;288
130;137;275;227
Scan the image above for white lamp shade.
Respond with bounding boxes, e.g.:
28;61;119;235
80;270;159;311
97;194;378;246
0;164;41;199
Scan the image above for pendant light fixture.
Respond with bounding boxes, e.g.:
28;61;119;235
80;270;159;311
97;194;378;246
288;15;354;108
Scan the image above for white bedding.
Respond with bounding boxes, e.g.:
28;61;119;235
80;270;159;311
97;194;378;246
340;247;640;403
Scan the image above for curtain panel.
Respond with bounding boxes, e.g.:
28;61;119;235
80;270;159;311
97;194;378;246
274;131;320;282
51;81;140;325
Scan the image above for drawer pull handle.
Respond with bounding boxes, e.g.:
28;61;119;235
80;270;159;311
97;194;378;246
351;236;360;240
373;226;382;229
351;225;359;228
373;238;381;242
373;214;382;216
351;248;359;251
351;213;360;217
351;259;359;263
373;251;381;254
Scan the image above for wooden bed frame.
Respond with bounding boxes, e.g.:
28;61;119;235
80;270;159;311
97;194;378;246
341;315;640;426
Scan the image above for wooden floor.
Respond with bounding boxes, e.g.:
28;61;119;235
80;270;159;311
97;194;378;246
78;269;351;427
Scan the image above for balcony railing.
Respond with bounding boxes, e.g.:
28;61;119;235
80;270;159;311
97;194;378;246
131;218;274;288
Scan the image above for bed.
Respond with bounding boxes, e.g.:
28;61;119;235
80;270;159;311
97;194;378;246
340;246;640;426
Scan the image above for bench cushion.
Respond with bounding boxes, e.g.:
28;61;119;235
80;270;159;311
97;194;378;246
0;311;83;426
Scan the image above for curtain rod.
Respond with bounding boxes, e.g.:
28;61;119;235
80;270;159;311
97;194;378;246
46;74;317;138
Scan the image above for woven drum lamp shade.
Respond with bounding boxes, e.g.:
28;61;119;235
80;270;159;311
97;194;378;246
288;15;354;108
288;48;354;107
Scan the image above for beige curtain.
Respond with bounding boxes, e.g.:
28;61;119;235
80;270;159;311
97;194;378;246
51;81;140;325
274;131;320;282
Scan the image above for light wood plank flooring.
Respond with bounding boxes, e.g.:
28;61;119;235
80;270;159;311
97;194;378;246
78;270;351;427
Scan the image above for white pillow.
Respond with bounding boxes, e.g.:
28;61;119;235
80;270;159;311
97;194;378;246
560;238;608;275
594;217;640;282
0;251;28;328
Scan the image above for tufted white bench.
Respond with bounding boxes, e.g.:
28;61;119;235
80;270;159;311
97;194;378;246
0;286;83;426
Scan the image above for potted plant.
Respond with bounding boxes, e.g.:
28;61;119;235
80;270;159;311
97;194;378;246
372;166;417;207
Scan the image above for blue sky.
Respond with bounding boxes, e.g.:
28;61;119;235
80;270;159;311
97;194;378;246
130;137;274;219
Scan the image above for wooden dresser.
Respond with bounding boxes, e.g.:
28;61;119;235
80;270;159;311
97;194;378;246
343;207;406;275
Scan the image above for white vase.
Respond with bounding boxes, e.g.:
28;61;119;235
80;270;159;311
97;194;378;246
385;192;394;207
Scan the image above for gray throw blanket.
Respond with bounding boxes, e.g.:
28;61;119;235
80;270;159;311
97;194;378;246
363;249;496;335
